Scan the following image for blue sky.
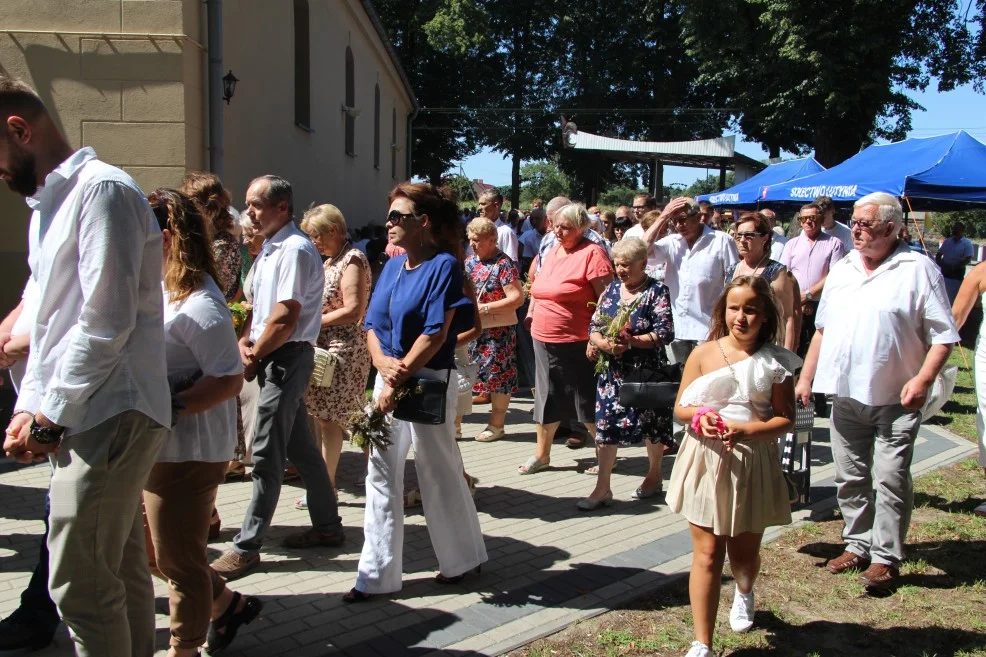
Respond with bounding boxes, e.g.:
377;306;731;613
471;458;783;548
453;83;986;189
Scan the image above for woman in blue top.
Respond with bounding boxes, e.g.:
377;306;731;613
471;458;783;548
344;182;488;602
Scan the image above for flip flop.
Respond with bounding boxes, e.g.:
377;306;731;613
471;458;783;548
518;456;550;475
476;425;505;443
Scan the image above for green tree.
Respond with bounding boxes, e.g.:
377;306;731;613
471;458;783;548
519;158;572;206
373;0;482;183
685;173;736;198
443;173;476;202
554;0;730;201
424;0;562;210
680;0;984;167
932;209;986;240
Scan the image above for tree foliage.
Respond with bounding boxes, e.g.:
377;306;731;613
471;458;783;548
519;158;572;206
373;0;984;197
932;209;986;239
680;0;985;167
684;173;736;198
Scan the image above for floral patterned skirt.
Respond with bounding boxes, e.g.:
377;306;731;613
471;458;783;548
469;326;519;396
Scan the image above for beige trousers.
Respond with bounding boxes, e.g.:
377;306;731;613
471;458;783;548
47;410;168;657
144;461;228;649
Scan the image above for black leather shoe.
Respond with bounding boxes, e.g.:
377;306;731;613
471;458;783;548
0;607;57;651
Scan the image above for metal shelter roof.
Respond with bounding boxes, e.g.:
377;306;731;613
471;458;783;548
564;129;767;173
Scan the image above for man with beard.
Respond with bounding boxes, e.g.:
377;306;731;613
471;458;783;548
0;76;170;657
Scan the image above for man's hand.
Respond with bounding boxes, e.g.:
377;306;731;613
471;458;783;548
4;414;52;463
238;338;255;367
659;197;692;221
239;338;257;380
901;375;933;410
523;315;533;332
0;333;12;370
795;378;813;408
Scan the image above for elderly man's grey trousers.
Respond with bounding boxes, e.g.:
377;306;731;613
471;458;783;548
830;397;922;566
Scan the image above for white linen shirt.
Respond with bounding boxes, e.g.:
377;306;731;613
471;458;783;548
9;278;40;393
160;276;243;462
16;147;171;434
249;221;324;344
813;243;959;406
495;219;519;262
770;233;788;261
823;220;854;252
649;225;740;341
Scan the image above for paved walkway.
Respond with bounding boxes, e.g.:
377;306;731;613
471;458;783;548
0;395;975;657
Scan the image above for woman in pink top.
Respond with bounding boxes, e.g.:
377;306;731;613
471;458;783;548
520;204;614;474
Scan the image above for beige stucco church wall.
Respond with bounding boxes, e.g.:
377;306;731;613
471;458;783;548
0;0;204;314
222;0;414;227
0;0;413;319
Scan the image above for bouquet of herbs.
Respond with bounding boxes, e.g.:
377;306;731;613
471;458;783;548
593;295;643;376
228;302;249;338
347;384;412;452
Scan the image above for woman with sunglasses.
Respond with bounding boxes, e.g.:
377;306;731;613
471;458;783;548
727;212;802;352
345;182;487;602
145;189;261;656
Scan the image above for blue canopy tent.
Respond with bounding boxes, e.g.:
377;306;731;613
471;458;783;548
758;131;986;210
696;157;825;207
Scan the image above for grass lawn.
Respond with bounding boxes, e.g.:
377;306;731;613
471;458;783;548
510;350;986;657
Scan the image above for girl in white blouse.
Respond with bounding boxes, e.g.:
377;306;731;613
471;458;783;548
144;189;260;657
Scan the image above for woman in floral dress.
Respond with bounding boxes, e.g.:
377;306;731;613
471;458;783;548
300;204;372;493
465;218;524;442
581;237;675;510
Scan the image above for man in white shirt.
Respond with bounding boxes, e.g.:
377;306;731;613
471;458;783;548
536;196;609;269
642;197;740;364
212;175;344;580
0;77;170;657
816;195;854;252
935;221;975;301
760;208;788;260
796;192;957;591
477;190;519;263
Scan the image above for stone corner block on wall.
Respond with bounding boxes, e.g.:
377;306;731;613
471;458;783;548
81;38;183;82
82;122;186;167
121;166;187;194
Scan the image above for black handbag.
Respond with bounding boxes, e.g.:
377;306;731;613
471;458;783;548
393;371;451;425
618;362;681;409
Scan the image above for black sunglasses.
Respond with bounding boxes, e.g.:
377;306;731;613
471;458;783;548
387;210;419;225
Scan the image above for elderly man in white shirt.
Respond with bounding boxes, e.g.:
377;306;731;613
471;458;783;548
797;192;958;591
642;197;740;364
477;190;519;263
759;208;788;260
1;77;170;657
211;175;344;581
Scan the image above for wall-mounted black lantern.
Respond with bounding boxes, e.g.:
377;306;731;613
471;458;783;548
222;70;239;105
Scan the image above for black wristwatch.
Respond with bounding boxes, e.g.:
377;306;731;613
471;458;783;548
29;420;64;446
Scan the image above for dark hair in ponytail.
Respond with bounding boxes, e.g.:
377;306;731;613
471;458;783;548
388;182;463;262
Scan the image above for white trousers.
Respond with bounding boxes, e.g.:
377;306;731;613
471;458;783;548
356;369;488;594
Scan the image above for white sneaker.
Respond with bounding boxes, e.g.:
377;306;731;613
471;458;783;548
684;641;712;657
729;586;755;632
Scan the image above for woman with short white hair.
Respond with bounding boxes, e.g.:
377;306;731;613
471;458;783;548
583;238;675;509
465;217;524;442
520;203;614;474
298;204;372;505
